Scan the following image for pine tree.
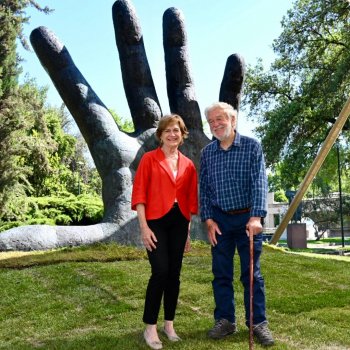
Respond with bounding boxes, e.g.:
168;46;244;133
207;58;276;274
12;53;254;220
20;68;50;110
0;1;51;219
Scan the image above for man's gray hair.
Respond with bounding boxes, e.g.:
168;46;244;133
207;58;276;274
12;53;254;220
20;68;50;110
204;102;237;120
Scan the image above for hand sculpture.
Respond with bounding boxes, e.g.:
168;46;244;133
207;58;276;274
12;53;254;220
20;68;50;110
0;0;244;251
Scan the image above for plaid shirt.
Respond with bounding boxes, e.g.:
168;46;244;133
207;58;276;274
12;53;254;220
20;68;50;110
199;131;268;221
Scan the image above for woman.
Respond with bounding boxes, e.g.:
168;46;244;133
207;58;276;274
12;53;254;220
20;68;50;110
131;114;198;349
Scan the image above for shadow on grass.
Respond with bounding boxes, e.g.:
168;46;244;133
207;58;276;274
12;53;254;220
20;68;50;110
0;241;211;269
17;329;260;350
0;243;147;269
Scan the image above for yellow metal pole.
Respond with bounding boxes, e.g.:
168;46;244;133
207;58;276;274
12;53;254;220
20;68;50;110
270;96;350;244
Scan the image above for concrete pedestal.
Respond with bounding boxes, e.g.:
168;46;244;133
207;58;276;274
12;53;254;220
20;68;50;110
287;223;307;249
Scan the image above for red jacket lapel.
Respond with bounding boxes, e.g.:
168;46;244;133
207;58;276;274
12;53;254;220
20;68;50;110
155;147;176;184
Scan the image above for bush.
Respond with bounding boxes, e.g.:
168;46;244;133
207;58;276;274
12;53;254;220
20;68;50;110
0;194;103;232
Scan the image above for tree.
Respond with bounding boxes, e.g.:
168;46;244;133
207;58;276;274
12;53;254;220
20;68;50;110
0;1;104;234
0;1;51;218
110;109;135;133
243;0;350;189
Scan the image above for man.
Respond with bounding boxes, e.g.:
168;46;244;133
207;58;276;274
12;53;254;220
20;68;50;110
199;102;274;346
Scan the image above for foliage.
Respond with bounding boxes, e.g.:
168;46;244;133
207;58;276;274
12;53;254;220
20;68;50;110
303;193;350;236
0;0;50;98
0;81;44;220
0;193;103;233
66;134;102;197
272;190;288;203
0;1;112;232
243;0;350;191
109;109;135;133
0;1;51;219
0;243;349;349
0;79;86;220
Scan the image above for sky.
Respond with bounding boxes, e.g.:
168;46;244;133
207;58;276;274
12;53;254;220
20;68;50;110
18;0;294;138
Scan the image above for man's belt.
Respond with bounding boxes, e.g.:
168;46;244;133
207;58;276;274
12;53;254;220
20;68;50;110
224;207;251;215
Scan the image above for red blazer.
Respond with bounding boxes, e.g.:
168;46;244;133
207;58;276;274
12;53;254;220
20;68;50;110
131;148;198;220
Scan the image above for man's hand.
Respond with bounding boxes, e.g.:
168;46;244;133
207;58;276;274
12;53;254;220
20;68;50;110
245;217;263;237
206;219;222;246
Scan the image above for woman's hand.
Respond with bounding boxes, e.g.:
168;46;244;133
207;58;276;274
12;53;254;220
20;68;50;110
141;225;158;251
184;236;191;253
184;221;192;253
136;204;157;251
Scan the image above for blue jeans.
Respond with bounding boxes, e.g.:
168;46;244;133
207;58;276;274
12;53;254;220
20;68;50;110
211;206;267;326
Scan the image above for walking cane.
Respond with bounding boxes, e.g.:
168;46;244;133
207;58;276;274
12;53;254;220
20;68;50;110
249;229;254;350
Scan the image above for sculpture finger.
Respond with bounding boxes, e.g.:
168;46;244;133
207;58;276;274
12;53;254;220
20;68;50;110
112;0;162;134
163;7;202;130
219;54;245;111
30;26;137;176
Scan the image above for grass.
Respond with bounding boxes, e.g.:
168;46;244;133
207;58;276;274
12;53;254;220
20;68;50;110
308;237;350;244
0;241;350;349
277;237;350;256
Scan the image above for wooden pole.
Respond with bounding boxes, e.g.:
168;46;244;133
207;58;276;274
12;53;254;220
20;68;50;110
270;95;350;244
249;231;254;350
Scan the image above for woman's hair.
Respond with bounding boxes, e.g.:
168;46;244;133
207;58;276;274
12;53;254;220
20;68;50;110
204;102;237;120
155;114;189;145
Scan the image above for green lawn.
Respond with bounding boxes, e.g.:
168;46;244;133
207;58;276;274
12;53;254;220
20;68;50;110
0;242;349;350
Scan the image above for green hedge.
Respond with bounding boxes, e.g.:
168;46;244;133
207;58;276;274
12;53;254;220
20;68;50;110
0;194;103;233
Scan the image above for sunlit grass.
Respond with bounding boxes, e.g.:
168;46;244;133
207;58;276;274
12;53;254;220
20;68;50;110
0;241;349;349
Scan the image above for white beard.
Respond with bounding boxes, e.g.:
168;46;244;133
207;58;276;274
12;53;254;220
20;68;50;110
212;125;233;141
